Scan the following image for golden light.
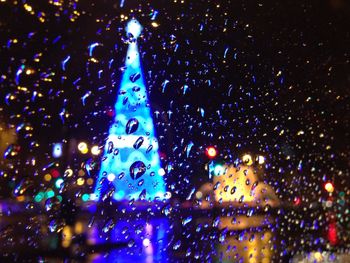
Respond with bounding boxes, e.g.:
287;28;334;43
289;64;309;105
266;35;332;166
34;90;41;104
91;145;101;155
77;178;85;186
25;69;34;75
16;196;25;202
324;182;334;193
81;147;88;154
64;168;73;177
44;173;52;181
87;178;94;185
195;191;203;199
151;22;159;28
77;142;88;154
62;226;72;248
24;3;33;12
242;154;253;165
75;222;83;234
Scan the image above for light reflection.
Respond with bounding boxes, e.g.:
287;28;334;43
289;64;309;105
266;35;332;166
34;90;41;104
216;229;273;263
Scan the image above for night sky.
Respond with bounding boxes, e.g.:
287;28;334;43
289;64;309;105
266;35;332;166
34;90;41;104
0;0;349;201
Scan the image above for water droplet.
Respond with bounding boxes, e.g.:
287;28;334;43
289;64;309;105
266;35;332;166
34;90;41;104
13;179;33;196
118;172;125;180
102;218;115;233
251;181;259;191
132;86;140;92
173;240;181;250
213;181;220;190
231;186;236;194
146;145;153;153
182;216;192;226
107;141;113;154
48;219;65;233
88;216;95;228
126;118;139;134
123;96;128;105
130;161;146;179
223;185;229;192
212;217;220;227
162;204;172;216
3;144;20;159
138;179;144;186
45;197;61;212
102;186;115;201
133;136;144;149
130;72;141;82
139;189;147;200
128;239;135;247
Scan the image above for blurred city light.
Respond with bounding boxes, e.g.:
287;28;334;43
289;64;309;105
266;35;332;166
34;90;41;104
242;154;253;165
55;178;64;189
81;193;90;202
52;143;62;158
206;146;217;158
77;142;88;154
91;145;101;155
44;173;52;182
324;182;335;193
256;155;265;165
107;173;116;182
213;164;225;176
77;178;85;186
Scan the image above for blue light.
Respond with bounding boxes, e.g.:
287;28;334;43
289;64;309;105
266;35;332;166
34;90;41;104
52;143;63;158
94;19;166;201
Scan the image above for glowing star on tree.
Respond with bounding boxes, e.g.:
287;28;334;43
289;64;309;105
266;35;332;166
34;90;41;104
93;19;166;201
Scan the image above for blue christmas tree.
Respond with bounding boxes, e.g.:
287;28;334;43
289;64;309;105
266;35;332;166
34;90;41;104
93;19;166;201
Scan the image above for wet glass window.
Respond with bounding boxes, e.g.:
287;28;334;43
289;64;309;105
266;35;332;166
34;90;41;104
0;1;349;262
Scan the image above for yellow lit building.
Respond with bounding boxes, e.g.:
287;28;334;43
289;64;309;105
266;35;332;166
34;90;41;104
196;163;280;208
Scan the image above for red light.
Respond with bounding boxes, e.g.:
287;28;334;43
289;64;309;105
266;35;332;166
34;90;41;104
206;147;217;158
51;169;60;178
293;196;301;206
328;221;338;245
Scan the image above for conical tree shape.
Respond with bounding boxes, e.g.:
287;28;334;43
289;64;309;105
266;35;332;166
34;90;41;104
93;19;166;201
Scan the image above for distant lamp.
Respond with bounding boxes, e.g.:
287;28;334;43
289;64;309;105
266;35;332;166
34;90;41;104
78;142;88;154
91;145;101;155
242;154;253;165
256;155;265;165
324;182;334;193
206;146;217;159
107;173;116;182
214;164;225;176
55;178;64;189
52;143;63;158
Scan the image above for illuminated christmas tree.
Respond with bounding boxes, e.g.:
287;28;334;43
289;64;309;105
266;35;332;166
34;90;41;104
93;19;166;201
